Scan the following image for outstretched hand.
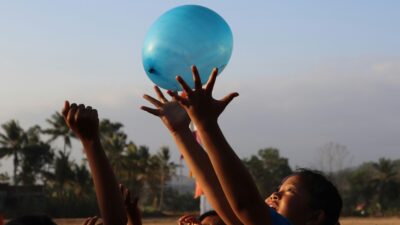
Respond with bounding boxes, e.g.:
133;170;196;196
167;66;238;127
62;101;100;143
141;86;191;134
120;184;142;225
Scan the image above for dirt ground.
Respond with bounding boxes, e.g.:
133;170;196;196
53;217;400;225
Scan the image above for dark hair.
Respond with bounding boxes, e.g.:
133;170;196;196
198;210;219;221
5;214;57;225
287;168;342;225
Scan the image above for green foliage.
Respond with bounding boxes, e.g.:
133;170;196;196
162;187;199;212
0;120;27;185
243;148;292;197
2;113;400;217
19;143;54;185
336;158;400;216
42;112;75;154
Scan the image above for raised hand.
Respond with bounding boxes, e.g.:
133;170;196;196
167;66;238;128
119;184;142;225
62;101;127;225
141;86;190;134
62;100;100;143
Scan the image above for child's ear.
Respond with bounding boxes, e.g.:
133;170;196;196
306;210;325;225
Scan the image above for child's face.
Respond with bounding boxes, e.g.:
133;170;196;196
265;175;314;225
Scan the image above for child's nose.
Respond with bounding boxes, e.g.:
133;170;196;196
270;192;280;200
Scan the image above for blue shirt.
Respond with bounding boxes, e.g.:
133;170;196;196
269;208;293;225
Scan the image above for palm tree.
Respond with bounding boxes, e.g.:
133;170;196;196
19;143;54;185
154;147;177;211
371;158;399;211
43;112;75;154
0;120;27;185
52;150;76;197
123;143;151;197
73;162;92;198
99;119;127;178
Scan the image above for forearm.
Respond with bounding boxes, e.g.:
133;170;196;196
172;129;242;225
196;122;270;225
82;139;127;225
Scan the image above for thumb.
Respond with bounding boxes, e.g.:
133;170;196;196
62;100;70;118
221;92;239;106
217;92;239;115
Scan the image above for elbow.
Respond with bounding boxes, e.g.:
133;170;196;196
230;200;251;219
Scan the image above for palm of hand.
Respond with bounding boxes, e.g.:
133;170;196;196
161;101;190;132
184;93;224;125
142;86;192;133
168;66;238;127
62;101;99;142
74;119;99;141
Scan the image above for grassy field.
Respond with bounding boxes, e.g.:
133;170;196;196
53;217;400;225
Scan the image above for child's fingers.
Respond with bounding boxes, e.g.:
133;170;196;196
62;100;70;118
75;104;86;122
176;76;193;96
140;106;161;116
191;65;202;91
221;92;239;108
205;67;218;94
143;94;163;107
90;109;98;121
178;215;192;224
66;103;78;127
118;183;125;197
179;215;195;222
167;90;190;107
180;215;199;225
222;92;239;103
83;216;99;225
119;183;131;205
86;106;92;115
124;188;132;204
83;106;92;120
154;86;168;103
82;217;91;225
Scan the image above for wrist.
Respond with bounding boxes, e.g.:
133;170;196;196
81;136;102;150
170;126;192;137
192;119;219;133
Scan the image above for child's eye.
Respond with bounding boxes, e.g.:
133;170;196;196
287;187;296;193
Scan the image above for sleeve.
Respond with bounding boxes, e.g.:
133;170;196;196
268;208;293;225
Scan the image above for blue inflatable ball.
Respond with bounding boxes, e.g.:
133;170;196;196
142;5;233;91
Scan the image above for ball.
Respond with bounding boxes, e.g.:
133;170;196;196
142;5;233;91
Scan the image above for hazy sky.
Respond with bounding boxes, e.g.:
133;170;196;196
1;1;399;172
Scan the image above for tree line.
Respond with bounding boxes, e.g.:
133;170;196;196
1;112;400;217
0;112;193;217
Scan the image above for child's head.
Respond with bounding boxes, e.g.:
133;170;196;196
198;210;225;225
265;168;342;225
